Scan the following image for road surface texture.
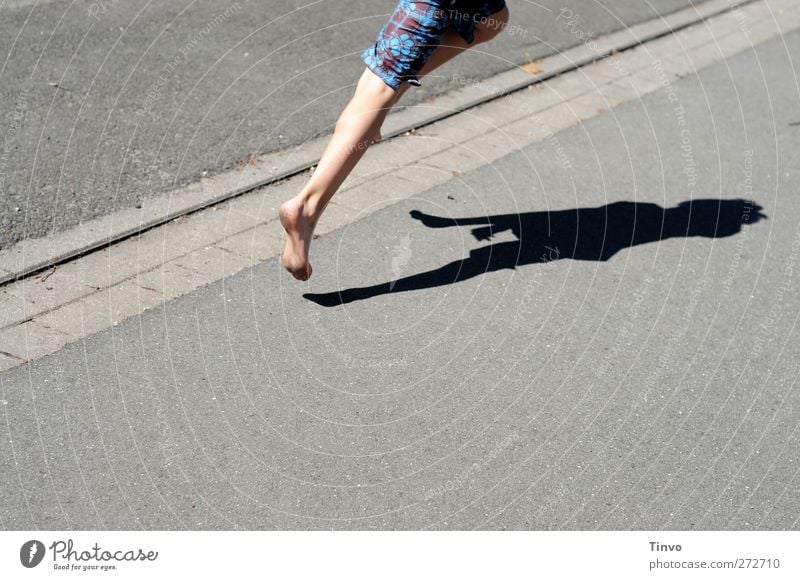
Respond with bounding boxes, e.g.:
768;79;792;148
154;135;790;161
1;7;799;530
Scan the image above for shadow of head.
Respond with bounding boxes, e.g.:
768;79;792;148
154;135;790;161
305;198;766;307
669;198;766;236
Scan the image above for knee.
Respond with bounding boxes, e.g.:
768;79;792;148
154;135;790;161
472;6;509;44
357;68;400;106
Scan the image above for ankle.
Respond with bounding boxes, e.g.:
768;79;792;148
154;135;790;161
289;192;320;223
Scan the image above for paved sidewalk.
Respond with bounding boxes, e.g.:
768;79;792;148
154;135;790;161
2;1;800;530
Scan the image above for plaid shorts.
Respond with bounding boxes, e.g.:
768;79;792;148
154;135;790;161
362;0;507;90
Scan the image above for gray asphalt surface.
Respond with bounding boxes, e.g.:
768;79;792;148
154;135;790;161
2;25;799;531
1;0;711;249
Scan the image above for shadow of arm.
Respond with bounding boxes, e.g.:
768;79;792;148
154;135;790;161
410;209;492;229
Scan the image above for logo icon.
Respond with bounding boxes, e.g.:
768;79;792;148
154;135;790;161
20;540;45;568
388;233;413;291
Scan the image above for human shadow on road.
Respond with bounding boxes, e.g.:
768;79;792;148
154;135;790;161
304;198;766;307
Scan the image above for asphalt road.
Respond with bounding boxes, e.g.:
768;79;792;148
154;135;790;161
1;25;799;530
1;0;711;249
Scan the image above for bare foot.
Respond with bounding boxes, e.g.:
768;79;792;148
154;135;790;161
279;197;314;281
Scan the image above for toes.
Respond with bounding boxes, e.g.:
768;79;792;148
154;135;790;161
290;264;312;281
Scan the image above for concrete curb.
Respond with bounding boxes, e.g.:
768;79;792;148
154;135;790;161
0;0;756;287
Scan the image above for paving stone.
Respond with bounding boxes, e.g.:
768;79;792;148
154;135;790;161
171;246;256;281
711;29;759;58
577;56;633;85
135;261;224;301
56;243;161;291
667;20;724;53
390;163;458;188
0;289;35;329
680;41;730;71
0;226;104;281
566;91;617;120
25;237;197;298
609;69;664;98
364;133;451;171
537;101;590;131
0;321;71;361
709;9;758;38
420;147;489;176
641;27;712;65
333;173;424;213
107;207;262;278
132;205;266;264
415;114;483;146
500;108;564;143
4;267;97;317
466;129;527;164
468;97;536;131
662;51;708;79
0;352;23;371
314;202;362;236
216;221;284;263
776;5;800;30
344;164;396;189
35;283;166;340
222;174;304;222
593;80;642;108
521;80;599;117
607;44;662;73
540;43;605;77
543;72;598;102
348;148;404;177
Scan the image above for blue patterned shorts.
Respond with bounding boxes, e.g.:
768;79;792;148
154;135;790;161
362;0;507;90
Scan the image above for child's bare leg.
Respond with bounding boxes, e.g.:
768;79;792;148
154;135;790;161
280;69;398;280
280;7;509;280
